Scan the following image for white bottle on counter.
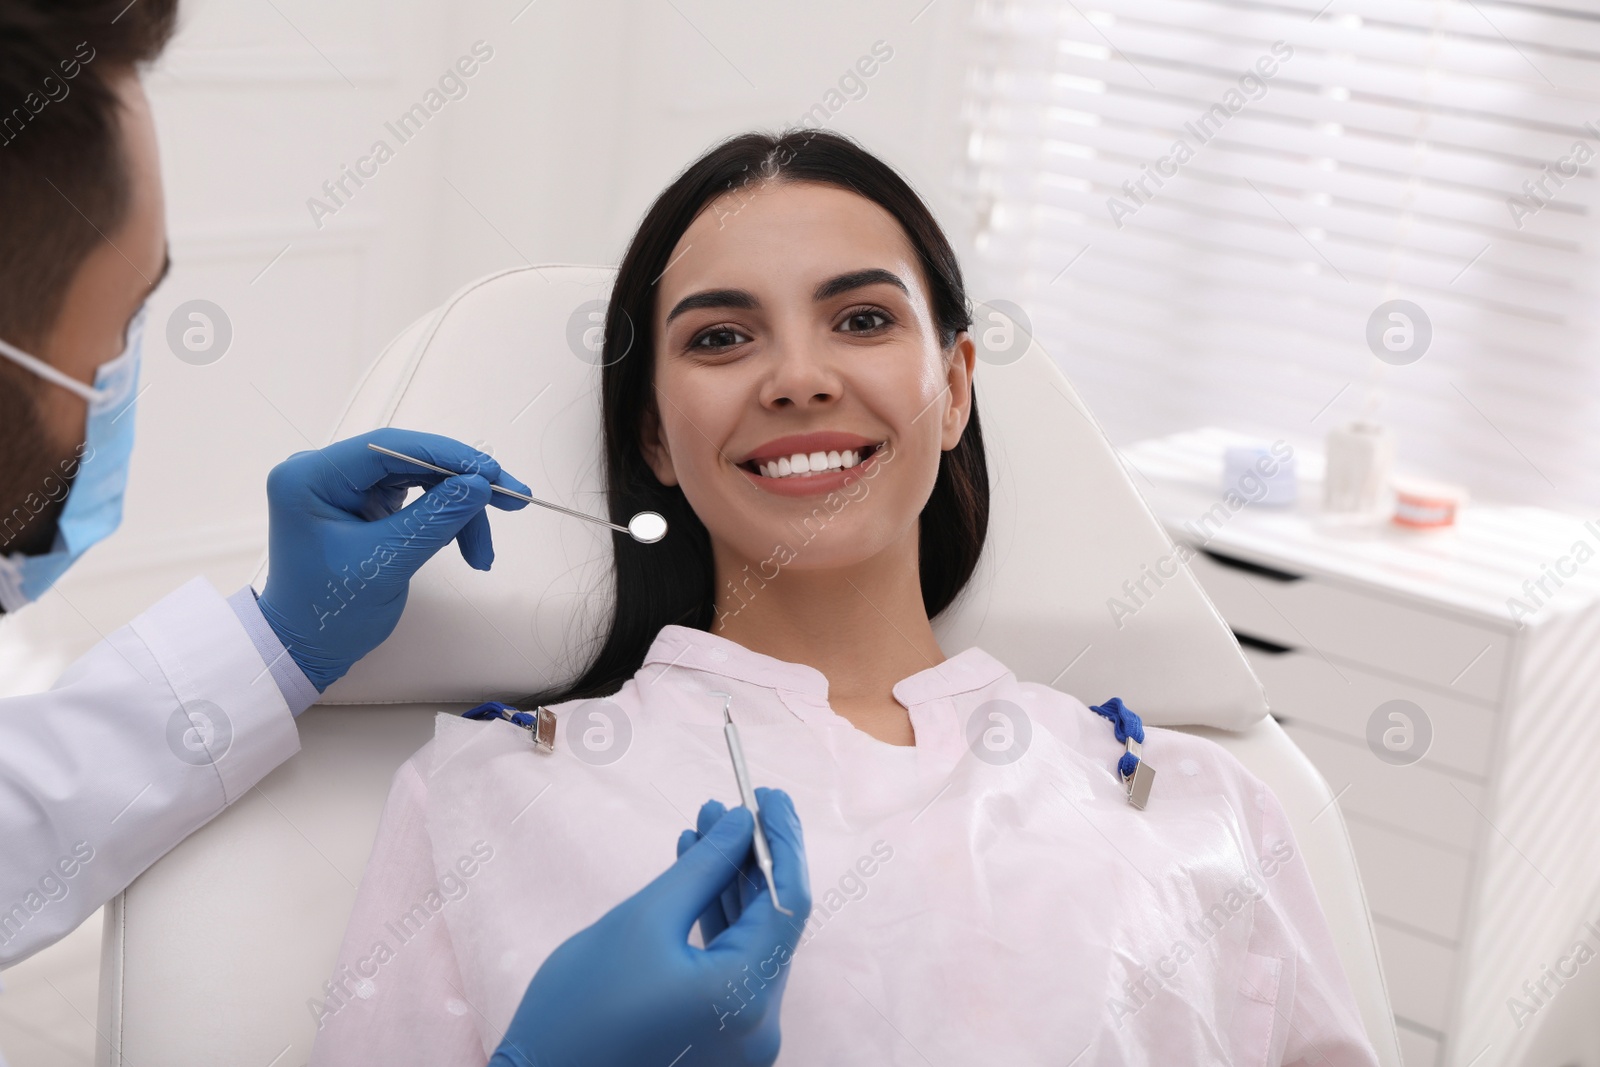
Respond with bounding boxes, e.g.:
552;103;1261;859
1323;420;1394;515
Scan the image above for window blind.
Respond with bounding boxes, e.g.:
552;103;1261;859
959;0;1600;515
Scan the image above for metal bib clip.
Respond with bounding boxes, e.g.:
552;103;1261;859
1091;697;1154;811
462;701;557;753
1122;737;1155;810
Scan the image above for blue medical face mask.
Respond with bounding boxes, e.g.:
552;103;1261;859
0;309;145;612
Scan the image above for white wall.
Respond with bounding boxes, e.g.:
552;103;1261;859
0;0;978;680
427;0;979;295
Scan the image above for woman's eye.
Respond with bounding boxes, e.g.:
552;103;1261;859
690;326;749;351
839;308;892;334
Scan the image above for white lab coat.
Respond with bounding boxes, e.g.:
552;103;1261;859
0;577;302;966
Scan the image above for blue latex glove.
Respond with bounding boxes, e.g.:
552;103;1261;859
678;796;763;945
255;428;530;690
490;788;813;1067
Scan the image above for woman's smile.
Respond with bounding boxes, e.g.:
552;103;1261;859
734;431;889;497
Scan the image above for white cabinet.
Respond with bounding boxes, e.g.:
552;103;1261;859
1125;429;1600;1067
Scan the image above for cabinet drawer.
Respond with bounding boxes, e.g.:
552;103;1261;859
1344;820;1472;943
1185;548;1510;702
1244;646;1498;778
1283;723;1486;852
1373;920;1457;1034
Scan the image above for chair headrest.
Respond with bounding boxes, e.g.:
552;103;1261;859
278;266;1267;729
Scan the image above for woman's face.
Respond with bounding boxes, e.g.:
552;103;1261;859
643;179;975;584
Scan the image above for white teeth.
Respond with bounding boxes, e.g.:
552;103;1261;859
754;446;874;480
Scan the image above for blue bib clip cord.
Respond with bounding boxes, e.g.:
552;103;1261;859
464;701;557;753
1089;697;1155;810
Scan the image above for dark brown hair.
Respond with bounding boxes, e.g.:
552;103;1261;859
0;0;179;351
526;129;989;705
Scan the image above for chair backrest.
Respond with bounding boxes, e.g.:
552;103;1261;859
99;266;1401;1066
283;264;1271;729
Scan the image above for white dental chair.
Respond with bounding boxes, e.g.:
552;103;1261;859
95;266;1403;1066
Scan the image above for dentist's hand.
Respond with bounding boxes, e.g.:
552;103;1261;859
490;788;813;1067
255;428;529;691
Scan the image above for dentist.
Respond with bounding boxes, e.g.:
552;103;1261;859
0;3;809;1063
0;0;536;969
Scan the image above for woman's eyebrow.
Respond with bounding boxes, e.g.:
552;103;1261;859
664;269;909;326
665;289;757;325
813;268;908;301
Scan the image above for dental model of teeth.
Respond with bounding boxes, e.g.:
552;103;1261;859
752;444;878;480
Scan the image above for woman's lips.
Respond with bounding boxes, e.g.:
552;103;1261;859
737;447;883;497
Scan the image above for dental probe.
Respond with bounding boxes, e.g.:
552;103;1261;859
710;690;792;916
365;442;668;544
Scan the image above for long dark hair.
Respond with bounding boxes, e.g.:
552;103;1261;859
526;128;989;705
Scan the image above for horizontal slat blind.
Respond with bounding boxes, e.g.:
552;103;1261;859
960;0;1600;515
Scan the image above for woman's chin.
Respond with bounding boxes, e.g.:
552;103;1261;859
715;520;900;578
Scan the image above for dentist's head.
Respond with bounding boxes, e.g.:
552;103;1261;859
0;0;176;610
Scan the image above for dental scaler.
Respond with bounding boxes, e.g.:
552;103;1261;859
710;690;791;916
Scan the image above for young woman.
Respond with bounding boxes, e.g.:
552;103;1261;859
308;130;1378;1066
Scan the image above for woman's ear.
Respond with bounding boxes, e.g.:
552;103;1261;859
940;331;977;451
639;393;680;487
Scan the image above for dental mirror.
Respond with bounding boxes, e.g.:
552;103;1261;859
627;511;668;544
366;443;669;545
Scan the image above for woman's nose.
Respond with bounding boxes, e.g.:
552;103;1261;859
760;338;842;408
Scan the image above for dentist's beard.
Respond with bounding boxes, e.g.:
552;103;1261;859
0;368;76;559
